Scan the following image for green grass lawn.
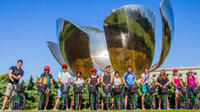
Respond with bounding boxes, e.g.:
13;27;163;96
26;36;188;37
3;110;200;112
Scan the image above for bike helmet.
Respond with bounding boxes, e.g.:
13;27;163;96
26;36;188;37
91;68;97;72
44;66;50;70
62;64;68;68
77;70;83;73
173;68;178;72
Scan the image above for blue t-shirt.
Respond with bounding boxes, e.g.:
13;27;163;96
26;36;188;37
123;72;136;86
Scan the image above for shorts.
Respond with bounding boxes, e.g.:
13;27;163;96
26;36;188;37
102;86;111;97
102;91;110;97
142;85;151;93
174;87;181;92
4;83;16;96
124;87;130;95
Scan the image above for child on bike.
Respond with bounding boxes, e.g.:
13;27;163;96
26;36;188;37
37;66;53;110
141;67;156;110
87;67;100;110
71;70;85;110
123;66;139;110
185;70;200;106
53;64;71;110
101;65;113;110
172;68;183;109
157;69;170;109
111;71;122;109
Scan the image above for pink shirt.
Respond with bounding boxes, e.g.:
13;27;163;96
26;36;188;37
173;77;181;86
188;76;196;88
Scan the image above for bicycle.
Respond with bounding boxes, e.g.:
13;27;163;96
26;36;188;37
160;87;168;109
10;84;26;110
60;84;70;110
37;84;48;110
112;85;122;110
179;86;189;109
88;84;97;110
74;84;83;110
127;85;138;110
190;86;200;109
144;85;156;109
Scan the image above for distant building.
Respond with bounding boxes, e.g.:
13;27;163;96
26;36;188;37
150;65;200;82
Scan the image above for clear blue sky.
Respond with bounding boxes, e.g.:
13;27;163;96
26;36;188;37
0;0;200;81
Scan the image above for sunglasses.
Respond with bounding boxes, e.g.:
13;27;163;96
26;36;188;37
62;67;67;69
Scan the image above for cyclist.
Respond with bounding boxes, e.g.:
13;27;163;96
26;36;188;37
111;71;122;109
53;64;71;110
172;68;183;109
123;66;139;110
72;70;85;110
185;70;200;106
157;69;170;109
37;66;53;110
101;65;113;110
141;67;156;110
87;67;100;110
1;60;24;111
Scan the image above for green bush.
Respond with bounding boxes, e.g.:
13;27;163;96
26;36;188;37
0;74;199;110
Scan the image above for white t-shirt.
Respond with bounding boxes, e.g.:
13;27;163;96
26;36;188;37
74;78;84;86
141;73;152;85
58;71;71;82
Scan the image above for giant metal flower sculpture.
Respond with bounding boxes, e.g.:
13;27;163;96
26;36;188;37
47;0;174;78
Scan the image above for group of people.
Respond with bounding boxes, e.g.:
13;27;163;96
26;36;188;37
1;59;200;111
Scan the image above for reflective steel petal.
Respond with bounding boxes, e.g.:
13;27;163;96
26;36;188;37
56;18;65;43
104;5;156;77
149;0;174;71
59;19;93;77
46;41;74;74
82;26;113;71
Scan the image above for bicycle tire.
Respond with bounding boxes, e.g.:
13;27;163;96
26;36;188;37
162;94;167;109
75;94;79;110
194;95;199;109
114;94;121;110
132;94;137;110
38;93;45;110
61;94;67;110
90;93;94;110
151;95;156;109
10;93;26;110
105;95;110;110
185;95;190;109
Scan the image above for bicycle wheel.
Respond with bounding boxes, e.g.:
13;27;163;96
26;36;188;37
184;95;190;109
151;95;156;109
61;94;67;110
115;94;121;110
194;95;199;109
75;94;79;110
162;94;167;109
132;94;137;110
10;93;26;110
90;93;94;110
105;95;110;110
38;93;45;110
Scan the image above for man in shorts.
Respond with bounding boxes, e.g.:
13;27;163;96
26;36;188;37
1;60;24;111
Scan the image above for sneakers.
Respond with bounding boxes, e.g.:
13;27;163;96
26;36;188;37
66;108;69;110
175;106;178;109
123;107;127;110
